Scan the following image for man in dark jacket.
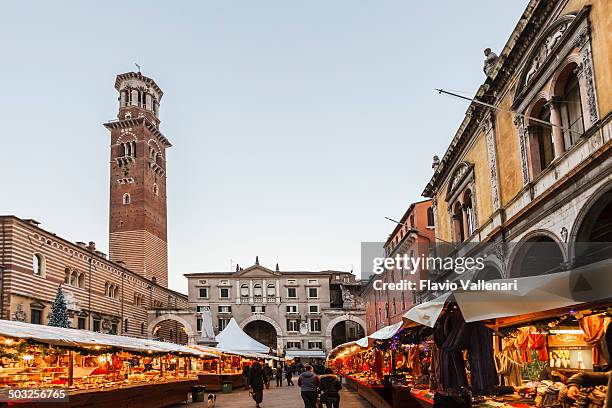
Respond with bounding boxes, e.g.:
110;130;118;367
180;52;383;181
242;363;251;389
275;365;283;387
285;364;294;386
298;364;319;408
248;362;265;408
319;368;342;408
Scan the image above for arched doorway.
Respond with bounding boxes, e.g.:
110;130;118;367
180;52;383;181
510;235;565;278
151;319;190;345
244;320;277;350
573;188;612;267
330;320;365;349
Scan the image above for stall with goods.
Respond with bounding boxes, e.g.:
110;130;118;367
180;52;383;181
0;320;214;407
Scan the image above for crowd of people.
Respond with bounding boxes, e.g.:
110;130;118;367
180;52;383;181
241;361;342;408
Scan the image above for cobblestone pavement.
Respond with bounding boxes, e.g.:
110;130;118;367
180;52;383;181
176;376;372;408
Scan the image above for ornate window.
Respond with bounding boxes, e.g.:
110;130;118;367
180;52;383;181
253;284;262;297
513;10;599;183
266;284;276;297
446;162;477;243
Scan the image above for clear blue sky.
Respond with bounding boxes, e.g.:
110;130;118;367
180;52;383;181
0;1;527;292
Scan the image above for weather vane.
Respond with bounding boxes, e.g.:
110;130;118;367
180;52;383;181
135;62;141;73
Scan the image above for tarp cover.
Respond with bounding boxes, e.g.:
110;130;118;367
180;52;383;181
0;320;209;356
454;259;612;322
214;318;270;354
402;292;452;328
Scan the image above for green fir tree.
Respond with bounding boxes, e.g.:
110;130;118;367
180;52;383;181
48;286;71;328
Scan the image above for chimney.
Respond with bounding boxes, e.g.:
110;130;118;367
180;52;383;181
87;241;96;251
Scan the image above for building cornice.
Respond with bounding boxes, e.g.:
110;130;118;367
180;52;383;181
103;117;172;148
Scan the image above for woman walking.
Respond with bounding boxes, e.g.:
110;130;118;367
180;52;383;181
319;368;342;408
248;361;265;408
285;364;294;386
275;365;283;387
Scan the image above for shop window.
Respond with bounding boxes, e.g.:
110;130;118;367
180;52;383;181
77;317;86;330
93;319;101;332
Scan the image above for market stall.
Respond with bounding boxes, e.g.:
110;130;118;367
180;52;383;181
328;265;612;408
0;320;216;407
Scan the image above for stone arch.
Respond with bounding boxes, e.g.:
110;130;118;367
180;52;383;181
324;315;367;339
326;315;366;350
569;183;612;267
508;230;567;278
148;313;195;341
239;315;283;351
550;53;582;97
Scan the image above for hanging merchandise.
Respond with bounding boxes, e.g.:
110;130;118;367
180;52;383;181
469;322;499;395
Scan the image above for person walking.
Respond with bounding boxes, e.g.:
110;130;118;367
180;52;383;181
263;364;273;390
285;365;294;386
275;365;283;387
298;364;319;408
248;361;265;408
319;368;342;408
242;363;251;390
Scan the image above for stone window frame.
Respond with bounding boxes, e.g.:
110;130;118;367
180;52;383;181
445;162;478;243
32;253;46;277
512;8;599;184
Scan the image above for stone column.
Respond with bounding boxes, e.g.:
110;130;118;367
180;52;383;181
548;98;565;159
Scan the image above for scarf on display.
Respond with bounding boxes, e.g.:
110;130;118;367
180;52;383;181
528;331;548;362
408;346;422;377
495;343;523;387
429;341;443;393
433;309;472;392
514;326;531;362
469;322;499;395
580;314;610;365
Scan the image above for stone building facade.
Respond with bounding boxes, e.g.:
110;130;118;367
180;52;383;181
185;260;366;355
0;72;191;343
422;0;612;291
362;200;434;334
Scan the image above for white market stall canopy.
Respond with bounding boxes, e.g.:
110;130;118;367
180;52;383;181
402;258;612;327
0;320;212;357
214;318;270;354
286;350;326;359
327;321;405;358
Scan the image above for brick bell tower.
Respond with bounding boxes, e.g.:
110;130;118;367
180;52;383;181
104;72;171;288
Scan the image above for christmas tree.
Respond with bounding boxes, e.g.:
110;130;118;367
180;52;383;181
48;286;71;328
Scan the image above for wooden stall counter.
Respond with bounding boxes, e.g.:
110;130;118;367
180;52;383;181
197;372;243;391
12;379;198;408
